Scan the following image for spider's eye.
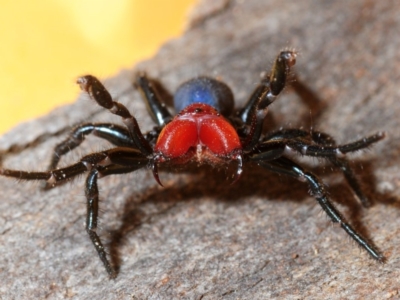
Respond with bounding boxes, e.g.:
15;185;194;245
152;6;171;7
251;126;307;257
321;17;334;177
174;77;234;117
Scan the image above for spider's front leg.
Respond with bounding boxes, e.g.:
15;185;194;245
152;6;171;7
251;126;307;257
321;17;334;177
77;75;153;156
46;74;172;173
239;50;297;150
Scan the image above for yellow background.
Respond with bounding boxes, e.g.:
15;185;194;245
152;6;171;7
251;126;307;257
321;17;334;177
0;0;196;134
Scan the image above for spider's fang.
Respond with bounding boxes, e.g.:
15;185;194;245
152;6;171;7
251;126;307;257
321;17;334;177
231;153;243;185
151;161;163;187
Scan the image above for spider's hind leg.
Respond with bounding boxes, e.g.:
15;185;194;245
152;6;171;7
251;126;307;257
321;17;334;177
255;156;384;262
1;147;149;278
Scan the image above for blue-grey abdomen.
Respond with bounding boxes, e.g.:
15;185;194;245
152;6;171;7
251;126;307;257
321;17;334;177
174;77;234;117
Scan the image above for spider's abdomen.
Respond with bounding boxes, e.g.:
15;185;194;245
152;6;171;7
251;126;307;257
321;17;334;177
174;77;234;117
155;103;241;159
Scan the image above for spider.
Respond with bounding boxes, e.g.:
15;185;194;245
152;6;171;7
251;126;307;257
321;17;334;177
0;50;385;278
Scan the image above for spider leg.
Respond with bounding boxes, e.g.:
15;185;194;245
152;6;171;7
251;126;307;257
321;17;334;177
239;51;297;150
310;130;374;207
77;75;153;155
290;132;385;157
46;123;136;172
262;129;384;157
237;75;270;124
135;72;173;126
84;164;134;279
18;75;168;172
85;160;149;279
1;147;148;277
263;129;385;206
0;147;147;185
254;156;384;261
259;130;384;158
0;161;87;182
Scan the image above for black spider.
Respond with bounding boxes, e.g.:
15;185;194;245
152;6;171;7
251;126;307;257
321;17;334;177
0;50;385;278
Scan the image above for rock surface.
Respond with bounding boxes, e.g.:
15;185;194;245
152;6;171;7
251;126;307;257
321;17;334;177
1;0;399;299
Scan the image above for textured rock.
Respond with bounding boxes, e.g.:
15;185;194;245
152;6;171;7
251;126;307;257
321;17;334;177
1;0;400;299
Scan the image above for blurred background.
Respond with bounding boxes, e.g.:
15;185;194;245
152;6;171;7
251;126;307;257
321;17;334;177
0;0;196;135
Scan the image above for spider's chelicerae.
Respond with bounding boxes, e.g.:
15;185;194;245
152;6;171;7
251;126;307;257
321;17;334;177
0;50;385;278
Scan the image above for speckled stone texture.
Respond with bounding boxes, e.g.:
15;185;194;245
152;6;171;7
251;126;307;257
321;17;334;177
1;0;400;299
